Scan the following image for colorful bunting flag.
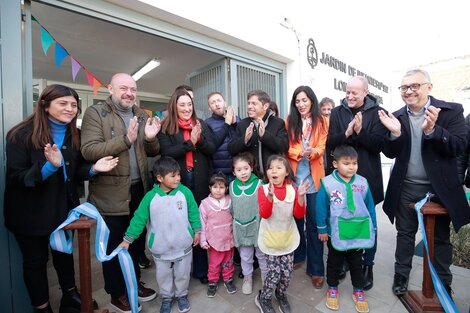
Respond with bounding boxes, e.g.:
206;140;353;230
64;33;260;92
55;43;68;68
34;16;104;93
71;58;81;81
40;27;54;56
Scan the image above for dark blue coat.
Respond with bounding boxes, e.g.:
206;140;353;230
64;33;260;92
383;96;470;231
205;113;239;176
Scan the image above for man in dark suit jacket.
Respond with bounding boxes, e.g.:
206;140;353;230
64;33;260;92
379;69;470;296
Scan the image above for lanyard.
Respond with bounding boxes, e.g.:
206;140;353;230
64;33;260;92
413;195;458;313
50;202;139;313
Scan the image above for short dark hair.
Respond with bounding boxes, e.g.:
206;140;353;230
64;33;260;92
209;172;229;188
319;97;335;108
247;90;271;104
153;156;181;178
333;145;358;161
175;85;193;93
265;154;295;184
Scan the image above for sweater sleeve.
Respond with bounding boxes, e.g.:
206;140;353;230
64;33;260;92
183;186;202;232
364;186;377;230
315;183;329;235
198;200;208;246
124;190;153;242
258;185;273;219
293;186;306;219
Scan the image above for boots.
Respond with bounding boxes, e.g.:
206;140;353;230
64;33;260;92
36;303;54;313
362;265;373;291
59;286;98;313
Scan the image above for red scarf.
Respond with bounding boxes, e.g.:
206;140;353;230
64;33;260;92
178;118;194;169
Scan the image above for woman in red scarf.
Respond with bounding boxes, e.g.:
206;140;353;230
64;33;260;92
158;89;216;284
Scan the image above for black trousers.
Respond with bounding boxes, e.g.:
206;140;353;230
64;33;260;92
326;239;363;289
395;182;452;285
15;233;76;306
102;182;145;299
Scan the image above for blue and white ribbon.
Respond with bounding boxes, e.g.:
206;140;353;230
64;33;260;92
50;202;139;313
414;195;458;313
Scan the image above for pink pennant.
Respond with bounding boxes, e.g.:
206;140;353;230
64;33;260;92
71;58;81;82
85;70;94;87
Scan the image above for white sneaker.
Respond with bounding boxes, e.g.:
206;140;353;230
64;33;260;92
242;276;253;295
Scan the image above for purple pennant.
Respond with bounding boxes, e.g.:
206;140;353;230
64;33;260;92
71;58;81;81
40;27;54;55
55;43;68;68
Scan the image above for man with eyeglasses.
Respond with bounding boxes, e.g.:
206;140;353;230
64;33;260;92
326;76;388;291
81;73;160;312
379;69;470;297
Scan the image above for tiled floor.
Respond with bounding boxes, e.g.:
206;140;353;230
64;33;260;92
47;206;470;312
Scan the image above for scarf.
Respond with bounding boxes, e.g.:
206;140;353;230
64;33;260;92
178;118;194;169
301;113;312;140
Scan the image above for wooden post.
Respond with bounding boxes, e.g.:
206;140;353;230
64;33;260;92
401;202;446;313
64;217;109;313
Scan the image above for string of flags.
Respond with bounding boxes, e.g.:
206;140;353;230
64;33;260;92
33;16;105;95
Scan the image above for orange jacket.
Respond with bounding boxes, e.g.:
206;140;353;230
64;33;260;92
285;117;329;192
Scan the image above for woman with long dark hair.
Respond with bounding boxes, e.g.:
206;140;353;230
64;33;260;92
285;85;329;289
4;84;117;313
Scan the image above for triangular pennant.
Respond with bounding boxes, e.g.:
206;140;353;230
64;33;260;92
71;58;81;81
85;70;94;87
55;43;68;68
40;27;54;56
93;78;101;96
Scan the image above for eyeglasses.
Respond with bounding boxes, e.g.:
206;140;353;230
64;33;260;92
398;83;429;93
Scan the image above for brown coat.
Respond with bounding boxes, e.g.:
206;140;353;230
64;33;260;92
80;97;159;215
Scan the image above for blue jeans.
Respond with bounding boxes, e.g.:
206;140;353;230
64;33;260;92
305;192;325;276
293;216;306;263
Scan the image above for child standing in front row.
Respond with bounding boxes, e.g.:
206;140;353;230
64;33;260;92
256;154;308;313
199;173;237;297
316;145;376;313
230;152;267;295
120;156;201;313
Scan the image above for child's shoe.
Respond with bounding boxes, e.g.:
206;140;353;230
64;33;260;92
255;290;275;313
176;295;190;313
242;276;253;295
224;278;237;294
275;290;291;313
325;286;339;311
160;298;173;313
207;282;218;298
352;290;369;313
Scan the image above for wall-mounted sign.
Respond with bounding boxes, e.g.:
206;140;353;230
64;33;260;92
307;38;318;69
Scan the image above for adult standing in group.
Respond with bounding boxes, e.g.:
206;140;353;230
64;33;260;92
4;84;117;313
379;69;470;296
228;90;289;174
326;76;388;290
205;92;239;181
285;86;329;289
319;97;335;118
81;73;159;312
158;88;216;284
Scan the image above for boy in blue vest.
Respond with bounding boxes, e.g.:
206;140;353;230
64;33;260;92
316;145;376;313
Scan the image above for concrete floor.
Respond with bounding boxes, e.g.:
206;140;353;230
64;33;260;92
47;206;470;313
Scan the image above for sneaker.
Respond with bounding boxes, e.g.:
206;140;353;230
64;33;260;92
224;278;237;294
242;276;253;295
160;298;173;313
325;287;339;311
138;281;157;302
275;290;291;313
255;290;275;313
207;282;218;298
176;295;190;313
110;294;142;313
138;254;151;269
352;291;369;313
